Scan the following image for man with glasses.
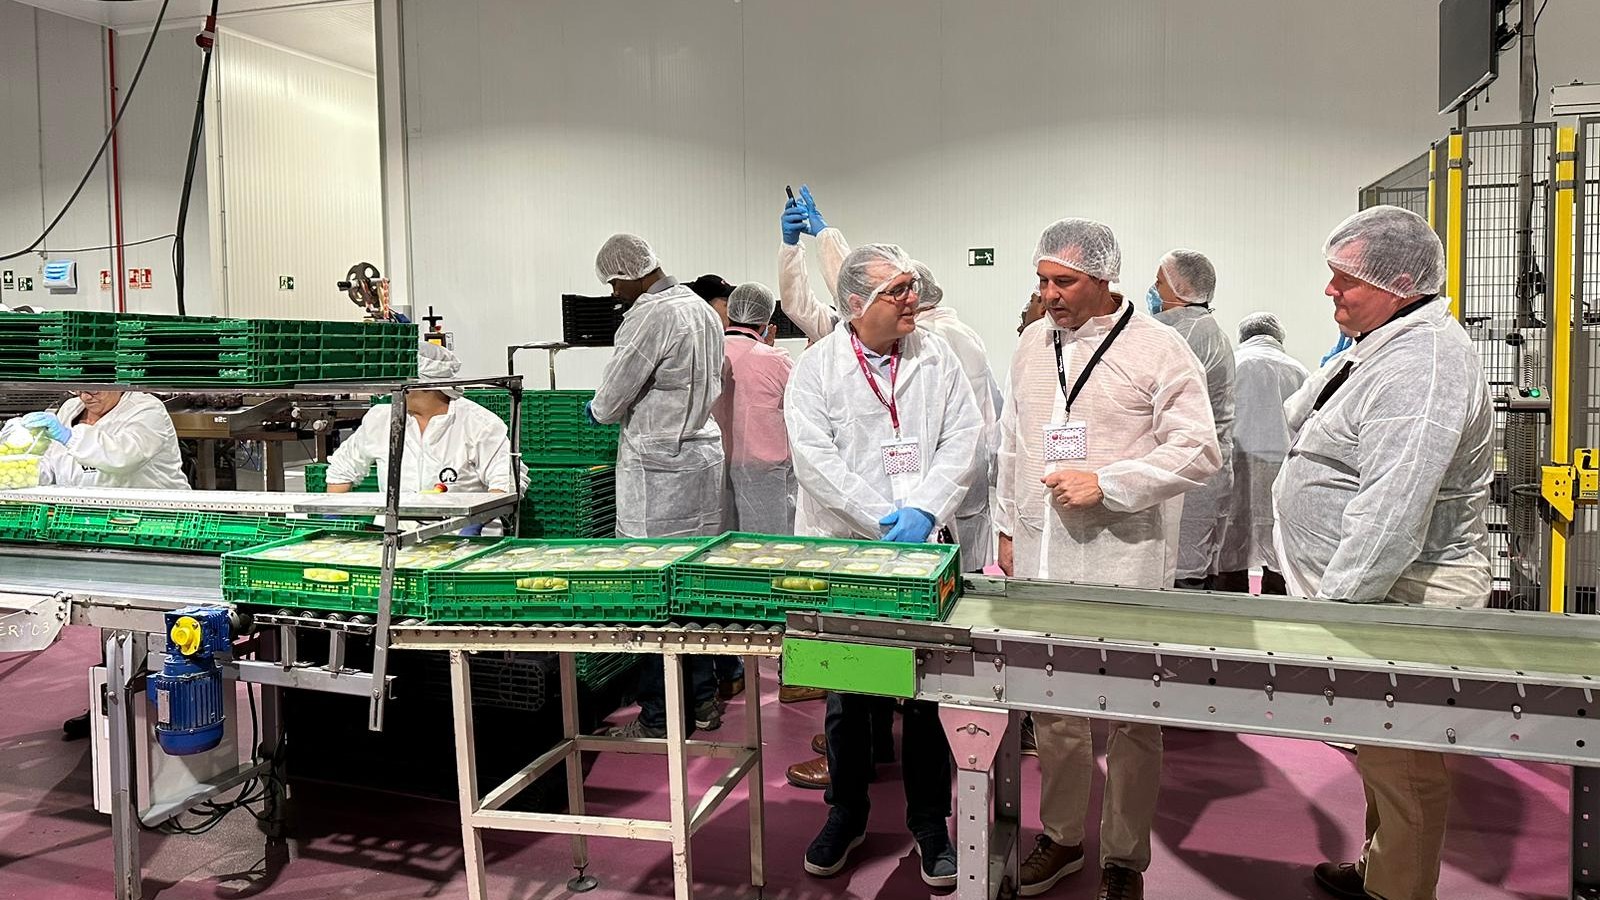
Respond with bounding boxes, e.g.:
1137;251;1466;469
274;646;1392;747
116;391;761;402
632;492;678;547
785;242;981;888
20;390;188;491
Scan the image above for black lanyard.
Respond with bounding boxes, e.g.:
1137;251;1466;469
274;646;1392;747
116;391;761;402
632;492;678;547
1053;304;1134;419
725;329;759;341
1311;295;1437;415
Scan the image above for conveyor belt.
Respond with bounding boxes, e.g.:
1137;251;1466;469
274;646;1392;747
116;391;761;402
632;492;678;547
0;547;222;604
950;593;1600;680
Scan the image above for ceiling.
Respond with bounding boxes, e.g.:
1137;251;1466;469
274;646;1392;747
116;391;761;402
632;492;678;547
12;0;375;73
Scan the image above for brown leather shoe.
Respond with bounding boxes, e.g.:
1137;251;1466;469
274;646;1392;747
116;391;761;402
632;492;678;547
1313;862;1375;900
1018;835;1084;896
718;676;745;701
786;755;829;790
811;732;826;755
1095;865;1143;900
780;685;826;703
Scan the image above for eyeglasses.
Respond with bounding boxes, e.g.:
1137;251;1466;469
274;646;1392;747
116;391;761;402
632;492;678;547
869;276;921;306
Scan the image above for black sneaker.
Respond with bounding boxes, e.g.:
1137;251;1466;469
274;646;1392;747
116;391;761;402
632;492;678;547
804;811;867;878
694;700;722;732
62;711;90;742
912;826;958;888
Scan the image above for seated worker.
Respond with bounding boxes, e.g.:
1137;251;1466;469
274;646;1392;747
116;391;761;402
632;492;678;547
327;343;523;529
21;390;189;490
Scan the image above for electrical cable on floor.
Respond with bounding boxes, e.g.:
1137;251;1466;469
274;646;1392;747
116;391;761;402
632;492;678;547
0;0;173;263
145;679;283;836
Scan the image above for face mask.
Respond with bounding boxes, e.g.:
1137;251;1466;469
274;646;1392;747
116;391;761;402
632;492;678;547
1145;285;1164;316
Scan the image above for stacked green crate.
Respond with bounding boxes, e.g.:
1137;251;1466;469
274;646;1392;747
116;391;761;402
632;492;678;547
303;462;380;493
522;465;616;538
41;506;370;554
574;653;641;689
222;531;498;618
116;318;417;386
0;502;47;542
0;311;168;380
672;533;962;624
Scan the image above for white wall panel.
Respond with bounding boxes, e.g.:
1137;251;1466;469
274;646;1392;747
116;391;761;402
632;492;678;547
211;28;382;319
399;0;1600;378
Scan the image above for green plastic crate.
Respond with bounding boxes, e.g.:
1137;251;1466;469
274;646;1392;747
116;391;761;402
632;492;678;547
520;516;616;540
303;462;380;493
575;653;641;689
0;502;47;542
42;506;371;555
521;391;619;464
426;537;711;624
222;531;499;618
672;533;962;624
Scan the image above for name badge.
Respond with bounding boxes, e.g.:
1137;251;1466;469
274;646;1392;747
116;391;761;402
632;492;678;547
881;437;923;476
1043;422;1088;461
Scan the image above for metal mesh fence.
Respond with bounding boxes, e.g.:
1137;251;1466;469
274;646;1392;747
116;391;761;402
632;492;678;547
1460;124;1555;610
1573;119;1600;614
1360;150;1431;217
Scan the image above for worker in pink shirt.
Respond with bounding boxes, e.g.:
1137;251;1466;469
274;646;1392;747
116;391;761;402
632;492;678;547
710;281;797;535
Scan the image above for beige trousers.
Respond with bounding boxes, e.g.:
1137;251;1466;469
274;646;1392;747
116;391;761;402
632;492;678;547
1035;714;1163;872
1355;745;1452;900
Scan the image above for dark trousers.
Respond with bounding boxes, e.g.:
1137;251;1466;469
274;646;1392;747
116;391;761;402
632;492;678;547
1174;575;1214;590
824;692;950;830
713;655;744;683
637;655;718;730
1213;568;1288;595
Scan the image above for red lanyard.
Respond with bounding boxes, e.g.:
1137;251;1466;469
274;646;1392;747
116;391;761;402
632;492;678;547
849;333;901;434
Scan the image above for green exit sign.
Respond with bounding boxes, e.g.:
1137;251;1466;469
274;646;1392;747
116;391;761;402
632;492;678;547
278;275;295;291
969;248;995;267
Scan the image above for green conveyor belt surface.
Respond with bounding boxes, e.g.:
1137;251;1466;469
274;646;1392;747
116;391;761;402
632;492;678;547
949;595;1600;679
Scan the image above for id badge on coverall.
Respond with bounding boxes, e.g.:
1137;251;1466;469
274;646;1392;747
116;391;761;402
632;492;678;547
881;436;923;503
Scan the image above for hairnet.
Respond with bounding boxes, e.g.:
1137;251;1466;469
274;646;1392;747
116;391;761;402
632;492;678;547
1160;249;1216;305
1324;206;1444;298
594;233;659;285
834;243;916;319
418;341;463;398
1238;311;1285;343
912;262;943;309
1033;218;1120;282
727;282;776;327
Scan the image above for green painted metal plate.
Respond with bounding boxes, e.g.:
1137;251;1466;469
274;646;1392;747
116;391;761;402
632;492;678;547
782;638;916;698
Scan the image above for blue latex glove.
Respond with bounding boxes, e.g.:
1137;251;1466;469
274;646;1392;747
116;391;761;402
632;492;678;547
781;200;808;246
799;185;828;235
879;507;935;543
459;523;485;537
21;411;70;445
1321;333;1354;366
583;401;599;425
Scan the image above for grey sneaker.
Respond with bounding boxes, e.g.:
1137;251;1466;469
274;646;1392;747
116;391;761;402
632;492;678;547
913;826;958;888
608;717;666;739
694;700;722;732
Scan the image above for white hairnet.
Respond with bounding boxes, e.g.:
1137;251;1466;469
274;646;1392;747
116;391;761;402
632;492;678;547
727;282;776;327
1238;311;1285;343
833;243;916;319
594;233;660;285
912;261;943;309
418;341;463;398
1160;249;1216;305
1033;218;1121;282
1324;206;1444;298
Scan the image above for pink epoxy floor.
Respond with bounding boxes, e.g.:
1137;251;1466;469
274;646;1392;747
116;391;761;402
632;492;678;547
0;627;1570;900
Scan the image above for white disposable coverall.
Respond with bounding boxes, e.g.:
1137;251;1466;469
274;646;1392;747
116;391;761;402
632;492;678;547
1273;297;1493;607
1152;304;1235;582
781;228;1000;567
590;278;726;538
328;397;523;495
997;302;1219;872
785;321;981;546
39;392;188;490
1216;334;1307;574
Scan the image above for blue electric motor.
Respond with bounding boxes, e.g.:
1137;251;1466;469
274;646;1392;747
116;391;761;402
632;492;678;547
146;606;230;756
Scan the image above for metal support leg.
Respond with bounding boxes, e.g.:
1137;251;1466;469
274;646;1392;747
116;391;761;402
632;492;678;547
995;709;1022;898
941;706;1016;900
107;630;142;900
562;652;597;893
1576;766;1600;899
744;654;766;892
449;651;487;900
664;652;694;900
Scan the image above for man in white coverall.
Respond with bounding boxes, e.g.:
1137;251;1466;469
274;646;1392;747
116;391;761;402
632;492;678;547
998;218;1219;900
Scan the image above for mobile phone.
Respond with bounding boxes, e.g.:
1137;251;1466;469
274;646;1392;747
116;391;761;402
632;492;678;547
785;186;795;201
